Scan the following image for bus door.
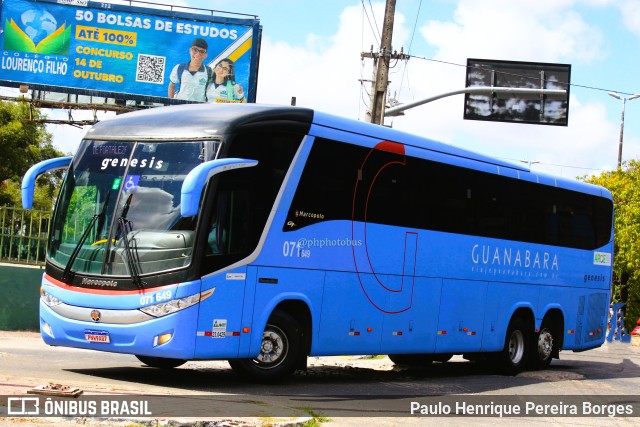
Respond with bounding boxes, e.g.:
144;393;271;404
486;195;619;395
194;186;255;359
195;266;249;358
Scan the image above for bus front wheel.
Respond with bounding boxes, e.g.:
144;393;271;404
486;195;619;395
136;355;186;369
228;310;302;382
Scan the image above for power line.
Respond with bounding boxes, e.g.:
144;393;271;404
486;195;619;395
367;0;382;42
407;0;423;54
360;0;381;47
398;0;423;95
501;158;608;175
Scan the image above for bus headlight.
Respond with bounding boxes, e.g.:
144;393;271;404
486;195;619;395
40;287;62;307
139;289;213;318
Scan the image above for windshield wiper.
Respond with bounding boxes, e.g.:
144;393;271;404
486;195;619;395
62;192;110;282
114;194;144;289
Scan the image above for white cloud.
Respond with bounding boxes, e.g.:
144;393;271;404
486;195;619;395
256;4;373;118
618;0;640;36
421;0;605;64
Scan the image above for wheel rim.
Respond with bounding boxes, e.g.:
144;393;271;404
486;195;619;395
252;324;288;370
508;329;525;364
537;329;553;360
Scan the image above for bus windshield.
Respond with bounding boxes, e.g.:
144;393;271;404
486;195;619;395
49;140;207;278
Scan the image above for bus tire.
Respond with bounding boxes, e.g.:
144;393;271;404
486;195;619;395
498;317;530;375
136;355;186;369
530;320;556;369
228;310;301;382
388;353;451;367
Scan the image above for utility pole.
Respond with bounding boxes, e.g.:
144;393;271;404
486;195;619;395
362;0;409;125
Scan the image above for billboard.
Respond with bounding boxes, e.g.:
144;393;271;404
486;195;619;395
464;58;571;126
0;0;260;103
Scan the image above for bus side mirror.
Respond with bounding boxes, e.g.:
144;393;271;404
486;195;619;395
21;157;73;209
181;158;258;217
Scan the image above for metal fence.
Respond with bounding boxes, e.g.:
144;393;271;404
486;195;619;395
0;206;51;266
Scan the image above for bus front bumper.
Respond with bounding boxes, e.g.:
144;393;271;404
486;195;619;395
39;301;199;360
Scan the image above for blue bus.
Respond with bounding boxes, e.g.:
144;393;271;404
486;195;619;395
22;103;614;381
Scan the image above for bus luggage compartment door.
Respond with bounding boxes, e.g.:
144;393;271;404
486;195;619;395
318;271;384;355
435;279;487;353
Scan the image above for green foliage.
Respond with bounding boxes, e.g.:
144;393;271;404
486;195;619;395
0;100;65;209
64;186;97;243
0;178;59;211
301;407;330;427
584;160;640;331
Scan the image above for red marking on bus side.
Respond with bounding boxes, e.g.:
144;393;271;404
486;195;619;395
375;140;405;155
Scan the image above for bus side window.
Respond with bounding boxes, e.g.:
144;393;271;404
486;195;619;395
207;210;225;254
201;129;304;273
205;188;252;256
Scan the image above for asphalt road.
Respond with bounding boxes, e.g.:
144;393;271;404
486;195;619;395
1;332;639;426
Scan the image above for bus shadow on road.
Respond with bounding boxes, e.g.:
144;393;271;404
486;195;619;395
62;351;640;395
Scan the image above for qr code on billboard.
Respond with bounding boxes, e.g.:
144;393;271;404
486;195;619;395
136;54;166;84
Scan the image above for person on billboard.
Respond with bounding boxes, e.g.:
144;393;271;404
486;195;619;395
206;58;245;103
167;38;213;102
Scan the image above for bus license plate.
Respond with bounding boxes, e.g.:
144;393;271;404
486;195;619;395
84;330;110;343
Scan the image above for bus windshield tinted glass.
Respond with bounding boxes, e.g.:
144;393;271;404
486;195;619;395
49;140;204;277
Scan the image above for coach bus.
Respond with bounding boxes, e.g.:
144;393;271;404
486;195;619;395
22;103;614;381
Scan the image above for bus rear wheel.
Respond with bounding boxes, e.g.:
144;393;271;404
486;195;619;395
136;355;186;369
228;310;301;382
530;321;556;369
497;317;530;375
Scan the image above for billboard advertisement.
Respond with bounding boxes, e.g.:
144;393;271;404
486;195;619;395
464;58;570;126
0;0;260;103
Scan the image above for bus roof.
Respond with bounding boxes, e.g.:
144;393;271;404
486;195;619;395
86;103;314;141
84;103;609;199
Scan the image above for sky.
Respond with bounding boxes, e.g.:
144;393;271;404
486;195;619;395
36;0;640;179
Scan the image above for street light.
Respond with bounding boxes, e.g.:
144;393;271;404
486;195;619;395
519;160;540;169
608;92;640;169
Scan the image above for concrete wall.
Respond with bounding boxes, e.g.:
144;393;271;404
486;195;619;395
0;263;43;331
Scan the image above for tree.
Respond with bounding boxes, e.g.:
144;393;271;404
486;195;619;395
585;161;640;332
0;100;64;209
